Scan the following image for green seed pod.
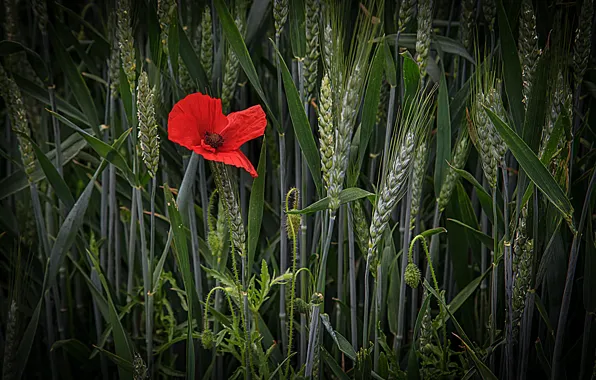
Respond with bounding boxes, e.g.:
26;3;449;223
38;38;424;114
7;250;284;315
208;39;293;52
405;262;421;288
201;329;214;349
460;0;475;50
133;352;148;379
117;0;136;90
310;292;324;305
573;0;594;88
518;0;539;107
416;0;433;78
136;71;160;178
351;199;370;255
318;73;334;191
304;0;320;101
398;0;416;34
285;188;301;241
157;0;177;55
273;0;289;39
410;140;428;229
200;6;213;81
438;129;470;211
0;64;35;181
483;0;496;32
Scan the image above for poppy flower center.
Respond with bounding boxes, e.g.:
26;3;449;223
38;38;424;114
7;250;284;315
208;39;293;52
204;132;224;149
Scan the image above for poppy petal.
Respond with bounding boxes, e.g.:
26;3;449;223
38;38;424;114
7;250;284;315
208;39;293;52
192;147;258;178
219;105;267;151
168;93;228;149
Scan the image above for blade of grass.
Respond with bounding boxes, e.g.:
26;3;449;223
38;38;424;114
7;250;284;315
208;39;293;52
485;107;574;230
435;66;451;197
247;140;267;274
48;23;100;135
496;0;524;132
288;188;374;215
272;40;323;195
165;185;197;379
213;0;280;131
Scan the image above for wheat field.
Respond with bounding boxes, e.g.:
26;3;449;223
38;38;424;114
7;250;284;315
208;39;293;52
0;0;595;379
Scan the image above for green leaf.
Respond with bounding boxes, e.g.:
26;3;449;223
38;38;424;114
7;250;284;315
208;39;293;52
247;141;267;274
272;42;323;195
164;185;196;379
321;348;351;380
424;282;497;380
420;227;447;239
289;0;306;58
178;22;210;93
353;46;385;185
87;251;134;379
435;67;451;197
0;41;48;82
497;0;524;132
56;4;110;57
383;40;397;87
289;188;374;214
320;313;357;361
26;136;75;208
447;219;494;249
213;0;280;131
484;107;575;230
522;51;550;152
49;23;101;135
447;267;491;316
384;34;475;64
451;165;502;226
13;74;88;125
402;51;420;107
49;110;136;186
51;339;92;364
0;133;87;200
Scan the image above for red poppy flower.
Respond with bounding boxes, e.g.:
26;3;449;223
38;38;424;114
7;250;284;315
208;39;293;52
168;92;267;177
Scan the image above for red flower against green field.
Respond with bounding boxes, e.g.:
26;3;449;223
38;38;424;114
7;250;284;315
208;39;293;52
168;92;267;177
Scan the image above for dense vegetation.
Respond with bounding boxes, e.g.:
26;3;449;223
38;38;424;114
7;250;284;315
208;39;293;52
0;0;595;379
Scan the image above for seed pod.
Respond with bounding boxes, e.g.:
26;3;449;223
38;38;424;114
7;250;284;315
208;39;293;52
117;0;136;90
221;4;246;113
539;71;571;160
518;0;539;107
351;199;370;255
133;352;148;380
0;64;35;181
328;65;364;210
136;71;160;178
157;0;177;55
416;0;433;78
369;131;416;254
405;262;421;288
472;80;506;188
573;0;594;88
215;163;246;254
438;129;470;211
318;73;334;191
460;0;475;50
512;205;533;337
398;0;416;34
285;188;301;241
2;300;18;380
200;6;213;81
304;0;320;101
273;0;289;39
410;140;428;229
483;0;496;32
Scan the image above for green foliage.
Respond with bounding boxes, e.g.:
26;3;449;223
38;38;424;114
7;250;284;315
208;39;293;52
1;1;595;379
